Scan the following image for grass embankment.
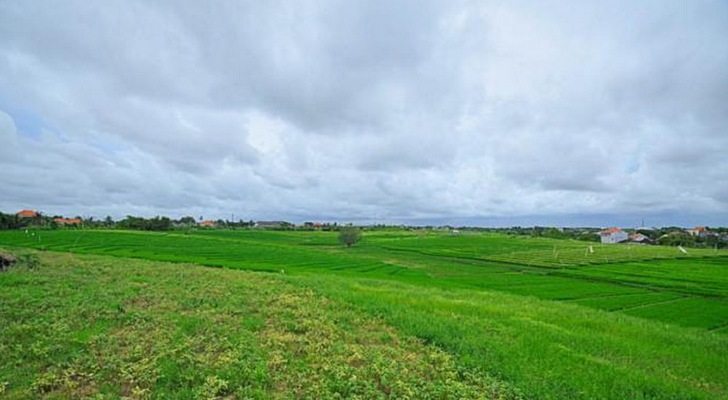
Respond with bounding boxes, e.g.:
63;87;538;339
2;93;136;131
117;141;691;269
0;251;516;399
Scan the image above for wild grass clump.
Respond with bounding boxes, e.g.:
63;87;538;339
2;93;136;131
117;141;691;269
0;250;40;271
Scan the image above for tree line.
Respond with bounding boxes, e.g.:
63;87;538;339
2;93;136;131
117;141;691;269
0;211;256;232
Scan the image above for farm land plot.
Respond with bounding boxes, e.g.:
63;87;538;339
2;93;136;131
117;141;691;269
569;292;682;311
557;258;728;297
2;230;728;399
359;232;728;330
620;297;728;330
1;229;727;332
373;233;720;268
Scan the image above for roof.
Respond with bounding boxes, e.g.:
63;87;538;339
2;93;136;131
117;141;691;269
16;210;38;218
54;217;82;225
629;233;651;242
600;227;623;235
198;220;216;227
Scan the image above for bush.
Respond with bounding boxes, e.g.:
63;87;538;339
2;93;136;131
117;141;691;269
338;226;362;247
17;253;40;270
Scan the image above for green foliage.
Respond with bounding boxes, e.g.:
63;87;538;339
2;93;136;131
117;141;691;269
338;226;362;247
117;215;172;231
16;252;40;270
0;212;20;230
658;231;696;246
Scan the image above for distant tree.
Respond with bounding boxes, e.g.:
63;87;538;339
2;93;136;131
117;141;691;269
116;215;170;231
576;232;600;242
338;226;362;247
658;231;695;247
148;216;172;231
705;234;726;249
0;212;19;230
178;216;195;225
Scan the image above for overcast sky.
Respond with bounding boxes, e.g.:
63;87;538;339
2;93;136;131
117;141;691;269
1;1;727;227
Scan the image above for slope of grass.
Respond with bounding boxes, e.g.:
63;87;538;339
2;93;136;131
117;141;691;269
0;251;517;399
298;274;728;400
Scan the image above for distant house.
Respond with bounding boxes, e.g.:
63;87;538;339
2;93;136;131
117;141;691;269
687;227;707;237
599;227;628;244
16;210;39;219
198;220;216;228
628;232;653;244
53;217;83;226
686;226;717;238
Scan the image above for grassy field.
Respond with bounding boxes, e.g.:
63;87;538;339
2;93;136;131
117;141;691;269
0;252;517;399
2;229;728;398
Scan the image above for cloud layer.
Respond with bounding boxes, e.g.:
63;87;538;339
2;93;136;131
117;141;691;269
1;1;727;225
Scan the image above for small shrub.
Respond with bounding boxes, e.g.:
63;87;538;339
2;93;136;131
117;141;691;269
338;226;362;247
17;253;40;270
194;375;229;399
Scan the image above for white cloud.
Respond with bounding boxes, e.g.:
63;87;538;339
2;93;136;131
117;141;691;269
1;0;727;225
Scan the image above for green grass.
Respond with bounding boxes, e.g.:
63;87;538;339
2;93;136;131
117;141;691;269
620;297;728;330
0;252;516;399
299;274;728;399
2;229;728;398
1;229;727;332
568;292;681;311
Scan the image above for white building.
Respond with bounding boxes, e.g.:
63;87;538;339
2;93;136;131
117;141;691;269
599;227;628;244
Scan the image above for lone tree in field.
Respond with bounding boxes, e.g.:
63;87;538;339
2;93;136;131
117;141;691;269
338;226;362;247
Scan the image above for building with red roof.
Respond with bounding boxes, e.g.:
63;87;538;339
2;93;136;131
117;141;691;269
599;227;628;244
53;217;83;226
16;210;39;219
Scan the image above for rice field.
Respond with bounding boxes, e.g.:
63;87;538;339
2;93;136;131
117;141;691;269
2;228;728;398
1;228;727;333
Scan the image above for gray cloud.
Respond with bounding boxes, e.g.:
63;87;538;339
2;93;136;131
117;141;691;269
1;0;727;225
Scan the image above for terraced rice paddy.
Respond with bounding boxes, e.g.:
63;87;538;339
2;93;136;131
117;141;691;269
2;229;727;331
2;228;728;398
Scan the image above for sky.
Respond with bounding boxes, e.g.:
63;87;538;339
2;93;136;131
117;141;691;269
1;1;727;227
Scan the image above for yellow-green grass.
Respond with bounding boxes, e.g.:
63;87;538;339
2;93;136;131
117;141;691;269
0;251;515;399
